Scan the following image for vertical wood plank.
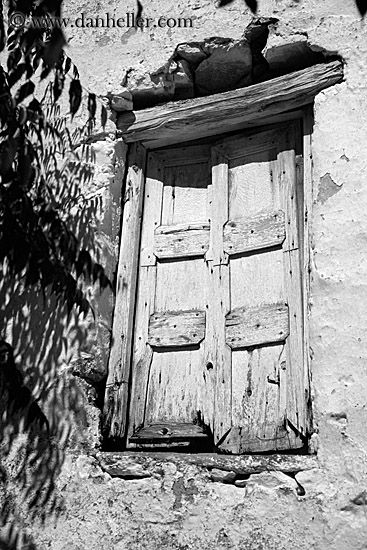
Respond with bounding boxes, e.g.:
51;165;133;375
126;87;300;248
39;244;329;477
161;160;210;226
145;349;202;424
204;149;232;445
103;143;147;444
224;345;298;453
127;154;163;443
278;124;306;439
140;153;163;267
127;267;156;441
224;132;287;453
228;148;279;220
205;149;229;266
302;105;313;433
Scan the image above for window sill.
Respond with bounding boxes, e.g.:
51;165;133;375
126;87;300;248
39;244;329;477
94;451;318;482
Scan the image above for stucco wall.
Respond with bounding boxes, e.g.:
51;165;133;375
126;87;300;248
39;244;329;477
2;0;367;548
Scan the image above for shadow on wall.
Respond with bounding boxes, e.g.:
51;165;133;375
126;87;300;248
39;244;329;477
0;119;115;549
0;275;88;549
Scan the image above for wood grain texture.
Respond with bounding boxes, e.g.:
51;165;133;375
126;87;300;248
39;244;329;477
225;345;300;453
161;156;210;226
278;124;306;439
204;149;232;446
140;153;163;266
205;149;229;265
127;270;155;445
129;422;208;444
217;125;281;161
228;147;279;222
127;154;163;444
135;147;211;435
153;144;211;166
224;210;285;256
154;222;209;259
117;62;343;148
225;303;289;349
144;348;202;425
222;124;303;453
302;106;313;433
103;143;147;443
148;310;206;347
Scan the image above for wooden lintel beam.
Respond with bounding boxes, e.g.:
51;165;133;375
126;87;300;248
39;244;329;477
116;61;343;148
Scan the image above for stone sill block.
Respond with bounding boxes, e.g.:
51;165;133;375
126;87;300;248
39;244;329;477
94;451;318;481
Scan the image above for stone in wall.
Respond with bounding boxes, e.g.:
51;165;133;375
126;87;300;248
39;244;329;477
124;17;278;109
192;37;252;94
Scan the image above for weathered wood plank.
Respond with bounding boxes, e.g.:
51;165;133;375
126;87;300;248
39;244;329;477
225;345;297;453
280;125;299;252
278;125;306;439
204;149;232;447
148;310;206;348
224;210;285;256
127;273;155;445
283;248;305;436
217;125;281;161
153;144;211;166
129;422;208;444
103;143;147;443
222;124;302;453
205;149;228;265
127;155;163;444
117;62;343;148
143;148;210;429
96;451;318;476
161;150;210;226
140;153;163;266
302;106;313;433
226;303;289;349
154;222;209;259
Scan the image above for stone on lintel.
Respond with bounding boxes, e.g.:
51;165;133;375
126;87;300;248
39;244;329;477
194;37;252;95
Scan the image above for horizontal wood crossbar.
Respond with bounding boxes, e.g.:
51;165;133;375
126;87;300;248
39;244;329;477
129;422;208;444
154;222;210;259
224;210;285;256
226;302;289;349
117;61;343;148
148;309;206;347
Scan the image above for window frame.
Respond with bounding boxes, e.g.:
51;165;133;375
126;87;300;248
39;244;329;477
104;61;342;452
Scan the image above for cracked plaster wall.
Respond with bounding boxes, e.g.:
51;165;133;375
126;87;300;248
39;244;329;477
2;0;367;548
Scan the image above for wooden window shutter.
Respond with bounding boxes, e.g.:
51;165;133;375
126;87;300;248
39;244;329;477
217;122;306;453
110;121;308;453
127;145;213;448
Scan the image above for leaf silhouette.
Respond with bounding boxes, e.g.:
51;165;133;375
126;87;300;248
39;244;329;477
69;79;82;117
43;27;66;68
88;93;96;120
64;55;72;74
53;70;65;101
101;104;107;128
16;81;35;103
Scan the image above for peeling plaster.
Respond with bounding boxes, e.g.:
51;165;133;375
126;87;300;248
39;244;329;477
317;172;343;203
